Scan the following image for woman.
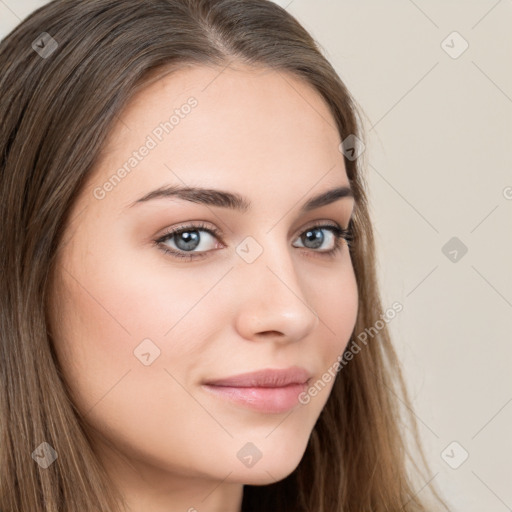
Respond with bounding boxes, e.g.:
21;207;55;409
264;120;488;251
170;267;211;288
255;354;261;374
0;0;450;510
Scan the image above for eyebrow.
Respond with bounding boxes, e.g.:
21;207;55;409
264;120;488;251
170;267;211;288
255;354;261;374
127;184;354;213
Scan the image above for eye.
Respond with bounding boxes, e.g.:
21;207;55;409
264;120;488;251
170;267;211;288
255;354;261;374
292;222;353;258
154;220;353;261
155;221;221;261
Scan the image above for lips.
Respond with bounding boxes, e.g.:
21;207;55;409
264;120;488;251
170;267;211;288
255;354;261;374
202;366;311;414
203;366;311;388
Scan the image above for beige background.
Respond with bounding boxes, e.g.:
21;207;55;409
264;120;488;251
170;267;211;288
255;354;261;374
2;1;511;510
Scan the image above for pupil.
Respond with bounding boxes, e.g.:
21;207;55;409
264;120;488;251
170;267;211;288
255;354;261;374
304;228;323;249
176;230;200;251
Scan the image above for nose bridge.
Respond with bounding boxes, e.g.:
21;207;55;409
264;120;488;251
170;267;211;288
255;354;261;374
232;232;319;341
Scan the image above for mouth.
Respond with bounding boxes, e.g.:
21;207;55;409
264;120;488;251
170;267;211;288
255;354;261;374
202;367;311;414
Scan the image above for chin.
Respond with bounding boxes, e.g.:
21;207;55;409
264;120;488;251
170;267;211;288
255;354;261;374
226;438;309;486
232;462;301;486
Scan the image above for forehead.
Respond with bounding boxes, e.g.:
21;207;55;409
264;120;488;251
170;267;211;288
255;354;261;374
85;63;349;212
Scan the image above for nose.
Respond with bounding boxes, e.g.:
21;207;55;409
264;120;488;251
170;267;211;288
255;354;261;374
232;242;320;344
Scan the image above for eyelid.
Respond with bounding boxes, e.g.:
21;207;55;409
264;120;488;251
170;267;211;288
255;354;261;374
155;218;348;242
155;220;222;242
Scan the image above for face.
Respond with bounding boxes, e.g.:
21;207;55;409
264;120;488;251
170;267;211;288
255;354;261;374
48;63;358;498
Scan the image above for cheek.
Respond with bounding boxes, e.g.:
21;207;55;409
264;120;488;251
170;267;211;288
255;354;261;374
50;237;228;408
49;248;227;466
309;254;359;359
249;252;357;416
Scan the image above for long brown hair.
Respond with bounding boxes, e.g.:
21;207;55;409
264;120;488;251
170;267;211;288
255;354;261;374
0;0;450;510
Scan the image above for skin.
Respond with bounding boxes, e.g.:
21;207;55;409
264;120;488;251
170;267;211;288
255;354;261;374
48;62;359;512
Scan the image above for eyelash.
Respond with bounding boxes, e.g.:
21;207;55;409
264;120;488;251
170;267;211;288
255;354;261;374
154;220;354;262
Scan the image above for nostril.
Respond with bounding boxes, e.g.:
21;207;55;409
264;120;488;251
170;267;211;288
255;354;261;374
258;330;283;338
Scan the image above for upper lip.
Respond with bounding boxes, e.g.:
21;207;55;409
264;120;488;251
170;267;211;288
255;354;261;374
203;366;311;388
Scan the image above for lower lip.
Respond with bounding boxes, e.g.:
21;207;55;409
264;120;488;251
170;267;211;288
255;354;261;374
202;383;307;414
